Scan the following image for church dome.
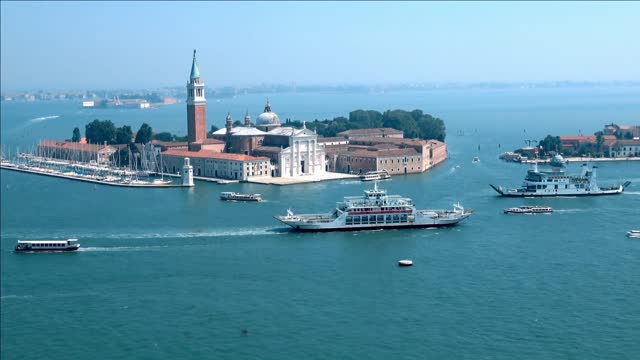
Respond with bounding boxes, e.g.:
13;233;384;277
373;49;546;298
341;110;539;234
256;99;280;126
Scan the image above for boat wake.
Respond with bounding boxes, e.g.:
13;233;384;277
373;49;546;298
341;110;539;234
29;115;60;123
1;294;34;300
79;245;169;252
623;191;640;196
2;226;283;241
552;209;591;214
338;180;361;185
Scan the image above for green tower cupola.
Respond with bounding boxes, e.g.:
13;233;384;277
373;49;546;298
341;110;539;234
190;49;201;80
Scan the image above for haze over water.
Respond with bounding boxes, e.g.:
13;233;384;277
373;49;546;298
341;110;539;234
2;87;640;359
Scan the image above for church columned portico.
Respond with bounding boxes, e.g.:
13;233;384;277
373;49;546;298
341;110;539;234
279;130;325;177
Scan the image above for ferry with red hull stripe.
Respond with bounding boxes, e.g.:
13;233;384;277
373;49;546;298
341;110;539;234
275;182;472;232
15;239;80;252
490;162;630;197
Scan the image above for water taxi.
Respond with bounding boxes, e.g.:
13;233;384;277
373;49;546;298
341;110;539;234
275;182;472;232
15;239;80;252
360;170;391;182
220;192;262;202
503;205;553;214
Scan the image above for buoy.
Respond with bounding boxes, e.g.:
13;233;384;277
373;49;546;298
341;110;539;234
398;259;413;267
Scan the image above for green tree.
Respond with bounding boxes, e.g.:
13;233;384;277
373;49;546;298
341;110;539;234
152;132;173;142
85;119;116;144
382;110;420;138
71;127;81;142
349;110;383;129
416;114;446;142
114;125;133;144
134;123;153;144
539;135;561;156
210;125;219;134
594;131;604;153
624;132;633;139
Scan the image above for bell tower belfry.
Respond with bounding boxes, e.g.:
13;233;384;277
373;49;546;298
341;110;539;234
187;49;207;149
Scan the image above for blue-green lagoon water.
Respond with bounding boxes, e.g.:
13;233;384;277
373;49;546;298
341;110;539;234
1;87;640;359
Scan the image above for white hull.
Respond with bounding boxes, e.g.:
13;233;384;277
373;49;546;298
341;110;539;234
491;184;625;197
275;209;472;232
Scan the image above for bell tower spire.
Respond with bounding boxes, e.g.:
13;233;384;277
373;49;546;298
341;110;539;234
186;49;207;149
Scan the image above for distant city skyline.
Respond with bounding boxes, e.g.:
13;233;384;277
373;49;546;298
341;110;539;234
2;1;639;91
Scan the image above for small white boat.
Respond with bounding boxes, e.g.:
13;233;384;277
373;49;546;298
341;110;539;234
15;239;80;252
360;170;391;182
398;259;413;267
151;178;172;185
627;230;640;238
220;192;262;202
504;205;553;214
472;156;480;163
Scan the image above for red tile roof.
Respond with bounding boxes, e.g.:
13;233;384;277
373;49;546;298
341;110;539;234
163;149;269;161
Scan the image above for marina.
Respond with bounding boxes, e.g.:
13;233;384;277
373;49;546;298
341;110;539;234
0;160;190;188
0;151;195;188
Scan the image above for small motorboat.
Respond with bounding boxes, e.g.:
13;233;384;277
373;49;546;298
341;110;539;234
504;205;553;214
627;230;640;238
472;157;480;163
220;192;262;202
398;259;413;267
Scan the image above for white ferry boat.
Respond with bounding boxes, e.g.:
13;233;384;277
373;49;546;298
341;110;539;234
274;182;472;232
360;170;391;182
220;192;262;202
504;205;553;214
15;239;80;252
490;163;630;197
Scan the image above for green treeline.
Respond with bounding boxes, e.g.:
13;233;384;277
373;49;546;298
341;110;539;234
285;109;446;141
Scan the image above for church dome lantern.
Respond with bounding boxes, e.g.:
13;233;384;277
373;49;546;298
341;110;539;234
256;99;281;127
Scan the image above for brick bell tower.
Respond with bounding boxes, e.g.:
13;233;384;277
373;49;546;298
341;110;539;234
187;49;206;150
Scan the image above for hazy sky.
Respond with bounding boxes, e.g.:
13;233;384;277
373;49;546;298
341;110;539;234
1;1;639;90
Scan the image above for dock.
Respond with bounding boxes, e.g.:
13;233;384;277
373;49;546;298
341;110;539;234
247;172;357;185
156;172;240;184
